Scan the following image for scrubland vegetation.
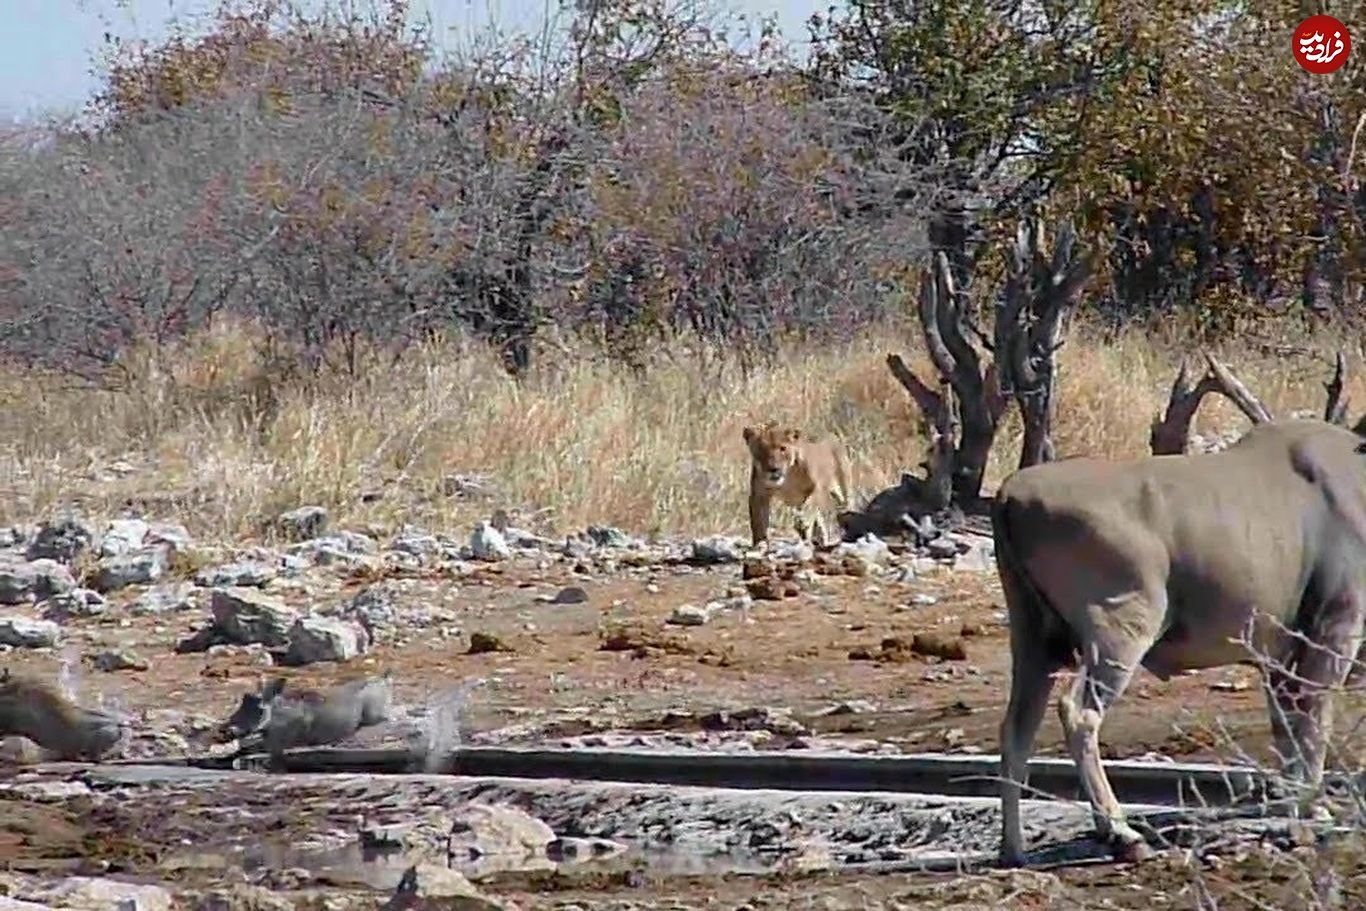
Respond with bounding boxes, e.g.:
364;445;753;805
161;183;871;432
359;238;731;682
3;0;1364;538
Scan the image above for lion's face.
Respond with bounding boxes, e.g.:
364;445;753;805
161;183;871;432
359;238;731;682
743;423;803;489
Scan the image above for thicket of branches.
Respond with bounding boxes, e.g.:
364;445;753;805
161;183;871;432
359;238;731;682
1;0;1364;386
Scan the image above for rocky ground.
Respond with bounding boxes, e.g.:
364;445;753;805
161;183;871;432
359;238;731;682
2;507;1365;909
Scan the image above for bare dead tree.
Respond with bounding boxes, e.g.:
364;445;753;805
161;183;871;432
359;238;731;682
884;215;1088;513
1151;349;1359;456
997;219;1093;468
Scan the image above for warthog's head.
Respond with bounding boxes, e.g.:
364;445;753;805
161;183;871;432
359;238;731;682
743;422;803;489
75;709;128;761
217;677;286;743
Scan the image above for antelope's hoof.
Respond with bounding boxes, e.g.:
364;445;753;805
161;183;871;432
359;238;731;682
1113;836;1155;864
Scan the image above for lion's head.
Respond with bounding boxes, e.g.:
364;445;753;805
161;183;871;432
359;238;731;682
743;422;803;489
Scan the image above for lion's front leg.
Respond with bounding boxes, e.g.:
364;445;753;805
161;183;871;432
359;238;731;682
749;484;772;546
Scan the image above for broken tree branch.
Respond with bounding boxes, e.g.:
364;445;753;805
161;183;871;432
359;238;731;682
885;353;943;424
1324;351;1350;425
1150;351;1272;455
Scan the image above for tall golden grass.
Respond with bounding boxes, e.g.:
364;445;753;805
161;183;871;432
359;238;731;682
1;318;1359;543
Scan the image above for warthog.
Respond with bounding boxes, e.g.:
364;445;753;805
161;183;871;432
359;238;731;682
992;418;1366;865
0;669;126;761
218;672;393;766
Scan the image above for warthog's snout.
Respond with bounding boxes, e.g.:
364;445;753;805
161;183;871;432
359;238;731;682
74;710;127;761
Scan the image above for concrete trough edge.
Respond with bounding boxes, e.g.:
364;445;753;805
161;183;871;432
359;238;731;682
98;745;1285;808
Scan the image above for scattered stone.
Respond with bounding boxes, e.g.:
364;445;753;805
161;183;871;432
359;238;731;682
741;558;774;580
667;603;713;626
193;884;295;911
925;536;965;560
130;583;195;615
91;649;148;672
908;593;939;607
41;588;107;621
194;561;277;588
585;525;633;548
26;516;99;563
384;863;503;911
345;585;399;633
209;587;298;647
0;562;38;605
910;632;968;661
689;535;744;564
769;539;815;563
390;528;444;559
700;706;808;736
22;876;173;911
448;802;555;858
288;531;377;567
145;522;193;555
546;585;588;605
833;534;891;567
0;558;78;605
960;622;983;637
284;615;367;665
953;535;995;572
277;505;329;541
0;616;59;649
746;576;799;601
99;518;150;557
467;631;512;654
469;522;511;562
820;700;878;716
92;546;167;592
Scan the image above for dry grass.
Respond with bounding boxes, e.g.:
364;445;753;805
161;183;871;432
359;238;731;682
1;319;1360;544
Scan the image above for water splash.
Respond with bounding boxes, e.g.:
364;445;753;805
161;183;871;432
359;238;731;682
415;679;482;773
56;644;80;702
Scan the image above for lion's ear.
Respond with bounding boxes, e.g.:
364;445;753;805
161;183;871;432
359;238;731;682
786;428;802;442
742;426;756;445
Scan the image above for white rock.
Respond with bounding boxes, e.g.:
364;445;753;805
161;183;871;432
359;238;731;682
100;519;150;557
285;615;366;665
834;533;891;566
0;562;37;605
0;615;60;648
210;587;298;647
23;876;173;911
93;547;167;592
469;522;511;561
448;803;555;858
667;603;713;626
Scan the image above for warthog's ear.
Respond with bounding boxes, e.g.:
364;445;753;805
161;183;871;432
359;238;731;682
742;425;756;445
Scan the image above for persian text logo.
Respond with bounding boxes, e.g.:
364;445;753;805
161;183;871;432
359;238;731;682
1294;15;1351;74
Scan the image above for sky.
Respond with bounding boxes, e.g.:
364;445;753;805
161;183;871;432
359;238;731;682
1;0;831;122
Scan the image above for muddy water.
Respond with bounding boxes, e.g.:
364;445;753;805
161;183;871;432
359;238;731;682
8;760;1326;901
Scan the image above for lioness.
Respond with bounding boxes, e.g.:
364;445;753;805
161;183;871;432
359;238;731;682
742;421;852;547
